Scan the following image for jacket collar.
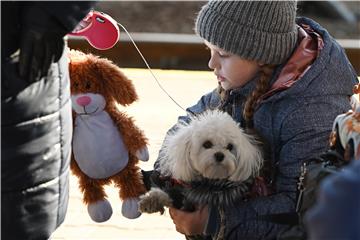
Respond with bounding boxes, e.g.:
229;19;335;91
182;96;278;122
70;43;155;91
258;24;324;102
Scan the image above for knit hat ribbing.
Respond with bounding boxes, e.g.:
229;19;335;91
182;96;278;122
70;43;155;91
195;0;298;64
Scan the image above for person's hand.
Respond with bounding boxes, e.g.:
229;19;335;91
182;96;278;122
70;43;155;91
19;6;66;83
169;206;208;236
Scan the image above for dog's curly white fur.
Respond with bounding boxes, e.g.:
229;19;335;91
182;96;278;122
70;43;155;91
139;110;263;214
159;110;263;182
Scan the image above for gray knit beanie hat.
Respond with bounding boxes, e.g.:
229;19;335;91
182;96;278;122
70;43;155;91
195;0;298;64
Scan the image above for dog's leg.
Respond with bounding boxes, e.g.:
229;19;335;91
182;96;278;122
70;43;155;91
138;187;173;214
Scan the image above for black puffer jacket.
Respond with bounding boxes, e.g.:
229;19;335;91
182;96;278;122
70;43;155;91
1;2;94;239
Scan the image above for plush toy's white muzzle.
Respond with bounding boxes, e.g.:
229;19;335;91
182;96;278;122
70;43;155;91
71;93;106;115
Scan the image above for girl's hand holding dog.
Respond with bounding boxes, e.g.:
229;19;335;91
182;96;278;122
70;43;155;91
169;205;208;236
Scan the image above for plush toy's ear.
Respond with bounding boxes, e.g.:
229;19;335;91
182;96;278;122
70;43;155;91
159;124;194;182
95;58;138;106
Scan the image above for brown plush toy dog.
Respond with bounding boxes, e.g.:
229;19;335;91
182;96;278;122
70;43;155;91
68;50;148;222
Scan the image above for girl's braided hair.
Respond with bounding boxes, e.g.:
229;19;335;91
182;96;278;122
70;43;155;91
243;64;276;127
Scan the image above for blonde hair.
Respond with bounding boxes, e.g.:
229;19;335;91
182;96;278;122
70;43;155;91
243;64;276;127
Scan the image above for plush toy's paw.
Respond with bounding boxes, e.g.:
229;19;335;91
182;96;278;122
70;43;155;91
136;147;149;162
138;187;172;214
122;197;142;219
87;199;113;222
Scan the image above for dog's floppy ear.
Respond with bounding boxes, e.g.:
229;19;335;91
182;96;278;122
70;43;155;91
158;124;194;182
95;58;138;106
230;132;263;182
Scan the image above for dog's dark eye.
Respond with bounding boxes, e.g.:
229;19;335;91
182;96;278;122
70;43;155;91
227;143;233;151
203;140;213;149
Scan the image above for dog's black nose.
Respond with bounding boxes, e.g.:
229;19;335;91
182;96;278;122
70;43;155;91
214;152;225;162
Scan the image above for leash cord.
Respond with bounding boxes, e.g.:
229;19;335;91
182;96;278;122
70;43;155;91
117;22;189;114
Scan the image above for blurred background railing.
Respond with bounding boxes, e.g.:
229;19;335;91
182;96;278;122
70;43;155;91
69;1;360;74
68;34;360;74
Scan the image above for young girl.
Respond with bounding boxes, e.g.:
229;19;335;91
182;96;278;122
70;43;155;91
155;1;358;239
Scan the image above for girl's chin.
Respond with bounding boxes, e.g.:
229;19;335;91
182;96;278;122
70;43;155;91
220;82;232;91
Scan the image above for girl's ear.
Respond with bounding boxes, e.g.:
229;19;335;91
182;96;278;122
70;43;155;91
95;58;138;106
159;124;194;182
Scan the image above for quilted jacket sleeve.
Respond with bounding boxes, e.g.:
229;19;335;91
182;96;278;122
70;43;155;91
1;2;95;239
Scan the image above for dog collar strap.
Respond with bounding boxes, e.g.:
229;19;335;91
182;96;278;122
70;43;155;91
158;175;191;188
186;177;254;207
171;178;191;188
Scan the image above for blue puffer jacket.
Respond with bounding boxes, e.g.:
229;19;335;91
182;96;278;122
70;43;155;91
156;17;358;240
1;2;94;239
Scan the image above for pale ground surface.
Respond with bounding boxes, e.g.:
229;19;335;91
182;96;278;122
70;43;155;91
51;68;215;240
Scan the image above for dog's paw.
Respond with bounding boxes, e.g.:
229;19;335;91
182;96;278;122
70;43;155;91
136;147;149;162
138;188;172;214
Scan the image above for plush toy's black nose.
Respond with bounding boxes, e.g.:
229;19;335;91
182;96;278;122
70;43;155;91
214;152;224;162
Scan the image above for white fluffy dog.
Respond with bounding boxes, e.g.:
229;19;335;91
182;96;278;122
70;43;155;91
139;109;263;214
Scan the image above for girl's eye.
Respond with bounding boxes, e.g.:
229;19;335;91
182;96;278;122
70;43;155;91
227;143;233;151
203;140;213;149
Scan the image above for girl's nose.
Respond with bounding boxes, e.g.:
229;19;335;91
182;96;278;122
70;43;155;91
208;54;218;70
76;96;91;106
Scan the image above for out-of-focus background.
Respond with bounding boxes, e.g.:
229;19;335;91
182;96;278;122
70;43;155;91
54;1;359;239
97;1;359;37
69;1;360;73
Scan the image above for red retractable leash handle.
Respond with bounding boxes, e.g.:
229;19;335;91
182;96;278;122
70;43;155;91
68;10;120;50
